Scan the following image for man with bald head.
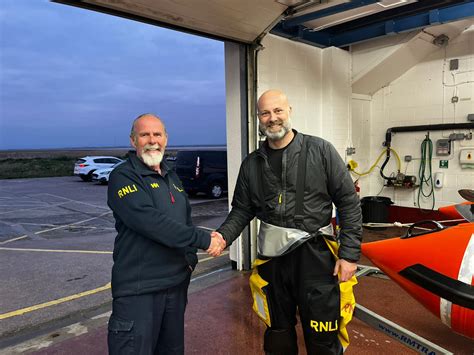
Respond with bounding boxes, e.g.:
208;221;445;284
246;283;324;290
107;113;224;354
212;90;362;354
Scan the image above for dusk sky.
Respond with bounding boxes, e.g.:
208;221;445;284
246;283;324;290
0;0;226;150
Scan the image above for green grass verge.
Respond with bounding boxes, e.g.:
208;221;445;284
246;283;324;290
0;157;77;179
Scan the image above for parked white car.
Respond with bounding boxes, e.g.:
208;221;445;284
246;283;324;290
74;156;123;181
92;160;126;184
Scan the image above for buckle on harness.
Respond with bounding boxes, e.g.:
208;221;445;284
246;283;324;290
294;214;304;228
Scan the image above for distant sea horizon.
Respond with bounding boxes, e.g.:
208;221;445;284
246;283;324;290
0;144;227;152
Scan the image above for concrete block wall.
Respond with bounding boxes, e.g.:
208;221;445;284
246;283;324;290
259;35;323;137
258;35;352;156
350;94;373;191
354;27;474;209
322;47;352;152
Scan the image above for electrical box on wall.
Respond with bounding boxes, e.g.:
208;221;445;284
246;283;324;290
436;139;451;156
459;148;474;169
449;59;459;70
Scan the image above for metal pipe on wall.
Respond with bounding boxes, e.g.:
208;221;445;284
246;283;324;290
384;123;474;148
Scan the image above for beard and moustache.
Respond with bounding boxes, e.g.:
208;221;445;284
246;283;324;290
140;144;164;167
259;116;292;141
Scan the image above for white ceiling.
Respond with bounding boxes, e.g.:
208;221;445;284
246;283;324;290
78;0;288;43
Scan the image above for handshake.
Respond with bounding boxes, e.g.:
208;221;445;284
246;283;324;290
206;231;226;257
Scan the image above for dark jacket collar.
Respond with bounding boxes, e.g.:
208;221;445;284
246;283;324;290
257;129;302;158
128;150;171;177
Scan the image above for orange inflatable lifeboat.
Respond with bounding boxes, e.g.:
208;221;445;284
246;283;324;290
362;196;474;339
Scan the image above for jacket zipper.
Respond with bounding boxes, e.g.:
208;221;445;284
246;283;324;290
164;175;175;204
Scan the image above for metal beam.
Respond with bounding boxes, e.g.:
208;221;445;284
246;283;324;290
273;1;474;47
271;23;331;47
282;0;380;29
329;1;474;46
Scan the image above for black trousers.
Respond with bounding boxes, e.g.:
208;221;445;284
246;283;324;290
108;276;190;355
258;237;342;355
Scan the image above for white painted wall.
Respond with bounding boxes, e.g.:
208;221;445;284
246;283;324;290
258;34;352;156
352;26;474;209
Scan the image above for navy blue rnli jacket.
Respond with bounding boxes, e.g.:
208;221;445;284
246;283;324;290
107;151;211;298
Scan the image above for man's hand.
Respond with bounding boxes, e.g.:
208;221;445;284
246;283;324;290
206;231;226;257
333;259;357;282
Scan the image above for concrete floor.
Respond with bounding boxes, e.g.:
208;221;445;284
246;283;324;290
8;261;473;355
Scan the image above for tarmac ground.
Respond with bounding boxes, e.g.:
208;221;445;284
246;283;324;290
0;176;230;347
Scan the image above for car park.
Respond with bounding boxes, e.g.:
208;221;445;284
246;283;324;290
175;149;227;198
92;160;126;184
74;156;123;181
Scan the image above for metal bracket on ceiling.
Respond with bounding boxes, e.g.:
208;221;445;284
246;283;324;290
432;34;449;47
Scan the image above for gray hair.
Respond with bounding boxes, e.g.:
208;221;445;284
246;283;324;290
130;113;167;139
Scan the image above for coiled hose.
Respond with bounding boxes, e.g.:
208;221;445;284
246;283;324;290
417;135;435;210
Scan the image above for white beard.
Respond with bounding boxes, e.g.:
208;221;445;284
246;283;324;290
140;145;164;167
260;116;292;141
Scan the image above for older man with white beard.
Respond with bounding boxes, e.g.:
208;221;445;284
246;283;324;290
107;113;224;355
211;90;362;355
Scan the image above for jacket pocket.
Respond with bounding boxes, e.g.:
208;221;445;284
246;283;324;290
185;248;198;270
108;316;135;354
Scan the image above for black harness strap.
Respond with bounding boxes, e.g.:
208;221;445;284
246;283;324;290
294;135;308;229
257;157;267;221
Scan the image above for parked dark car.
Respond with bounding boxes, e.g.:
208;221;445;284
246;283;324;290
164;155;177;171
175;149;227;198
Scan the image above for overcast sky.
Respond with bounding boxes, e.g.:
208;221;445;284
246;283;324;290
0;0;226;149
